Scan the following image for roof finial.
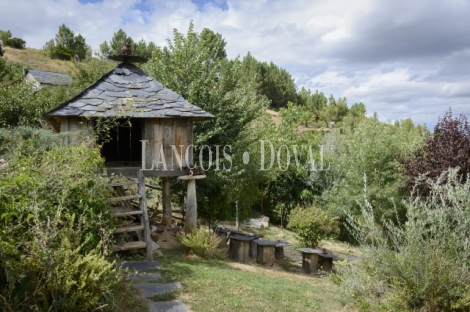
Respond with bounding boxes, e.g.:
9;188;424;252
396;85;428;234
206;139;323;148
121;42;132;56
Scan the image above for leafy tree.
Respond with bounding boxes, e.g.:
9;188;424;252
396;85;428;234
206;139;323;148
401;109;470;195
99;41;111;58
55;24;75;49
0;57;23;83
0;81;71;127
50;44;74;60
321;96;349;126
320;118;426;224
0;30;26;49
349;102;366;117
200;28;227;60
73;33;89;60
144;22;271;221
134;38;155;59
240;53;297;109
0;30;12;43
44;24;89;60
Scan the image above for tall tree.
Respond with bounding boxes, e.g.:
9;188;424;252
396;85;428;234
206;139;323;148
44;24;89;60
55;24;75;49
144;22;270;221
401;109;470;195
320;118;426;223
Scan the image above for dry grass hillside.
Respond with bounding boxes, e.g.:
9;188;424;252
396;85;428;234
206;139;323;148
266;109;332;133
3;46;76;74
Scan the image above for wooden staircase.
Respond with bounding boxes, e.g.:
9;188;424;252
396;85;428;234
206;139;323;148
107;171;153;260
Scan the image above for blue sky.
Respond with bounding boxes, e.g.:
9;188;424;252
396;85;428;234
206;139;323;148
2;0;470;129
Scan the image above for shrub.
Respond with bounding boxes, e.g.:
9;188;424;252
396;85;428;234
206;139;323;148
50;44;73;60
179;229;225;259
0;57;23;83
288;206;339;247
5;37;26;49
338;168;470;311
0;128;118;311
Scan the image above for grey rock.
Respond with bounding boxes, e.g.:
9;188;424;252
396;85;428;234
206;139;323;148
148;301;189;312
134;282;181;297
120;260;162;272
124;272;161;283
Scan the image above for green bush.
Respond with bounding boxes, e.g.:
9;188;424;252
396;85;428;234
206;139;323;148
50;44;73;60
0;81;72;128
179;229;225;259
338;168;470;311
0;128;119;311
5;37;26;49
0;57;23;83
288;206;339;247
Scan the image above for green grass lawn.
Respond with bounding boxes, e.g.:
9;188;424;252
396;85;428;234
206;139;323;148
154;247;353;312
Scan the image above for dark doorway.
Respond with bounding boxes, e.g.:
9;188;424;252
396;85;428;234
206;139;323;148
99;118;143;163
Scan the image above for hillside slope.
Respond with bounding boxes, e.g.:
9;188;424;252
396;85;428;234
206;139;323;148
3;46;76;74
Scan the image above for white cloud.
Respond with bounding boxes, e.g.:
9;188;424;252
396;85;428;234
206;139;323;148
1;0;469;129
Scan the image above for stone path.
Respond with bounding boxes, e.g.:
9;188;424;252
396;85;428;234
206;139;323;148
121;261;189;312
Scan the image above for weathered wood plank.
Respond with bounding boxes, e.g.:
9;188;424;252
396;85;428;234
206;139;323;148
114;224;144;233
112;241;146;251
108;194;141;202
185;179;197;232
161;177;172;226
106;181;139;187
138;170;153;261
163;119;174;169
111;207;143;217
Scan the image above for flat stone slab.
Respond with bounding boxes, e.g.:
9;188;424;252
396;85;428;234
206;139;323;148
148;300;189;312
120;261;162;272
124;272;161;283
254;239;278;246
297;248;323;254
134;282;182;298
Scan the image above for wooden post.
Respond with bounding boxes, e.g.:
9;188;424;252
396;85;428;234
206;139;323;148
178;175;206;233
186;178;196;232
229;236;253;262
255;240;277;266
302;253;318;274
161;177;172;226
275;246;284;260
297;248;322;274
138;170;153;261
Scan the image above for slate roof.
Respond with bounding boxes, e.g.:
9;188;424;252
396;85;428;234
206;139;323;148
25;69;72;86
45;62;214;119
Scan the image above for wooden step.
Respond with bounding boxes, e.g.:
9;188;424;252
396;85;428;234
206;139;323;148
108;195;141;202
112;241;147;251
111;207;143;217
106;181;139;187
115;224;144;233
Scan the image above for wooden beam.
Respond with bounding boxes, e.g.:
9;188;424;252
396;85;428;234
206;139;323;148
185;178;197;232
137;170;153;261
161;177;172;226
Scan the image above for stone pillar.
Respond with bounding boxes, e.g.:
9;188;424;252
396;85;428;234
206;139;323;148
177;175;206;233
161;177;172;226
